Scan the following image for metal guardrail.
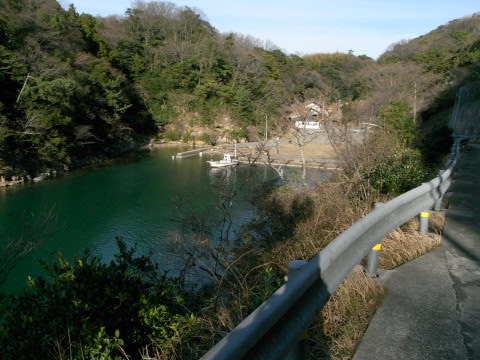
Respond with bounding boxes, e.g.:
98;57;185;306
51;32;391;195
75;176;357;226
200;138;467;360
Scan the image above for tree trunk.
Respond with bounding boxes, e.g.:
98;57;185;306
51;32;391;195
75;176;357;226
300;145;306;185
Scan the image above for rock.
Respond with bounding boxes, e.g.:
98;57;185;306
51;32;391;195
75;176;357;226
33;175;46;182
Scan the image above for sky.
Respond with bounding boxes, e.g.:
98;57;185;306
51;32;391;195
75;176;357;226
64;0;480;59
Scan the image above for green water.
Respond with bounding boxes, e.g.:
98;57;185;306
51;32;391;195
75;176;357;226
0;147;271;293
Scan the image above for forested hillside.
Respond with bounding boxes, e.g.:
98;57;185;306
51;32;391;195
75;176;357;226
0;0;479;181
0;0;326;179
2;3;480;359
0;0;157;176
378;13;480;124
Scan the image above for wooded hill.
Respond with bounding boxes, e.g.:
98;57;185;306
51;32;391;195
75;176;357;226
0;0;327;177
0;0;479;178
378;13;480;124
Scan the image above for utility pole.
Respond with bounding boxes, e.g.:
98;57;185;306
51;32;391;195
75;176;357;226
265;115;268;142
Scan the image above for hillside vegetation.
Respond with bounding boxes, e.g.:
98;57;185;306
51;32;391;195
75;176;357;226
1;4;480;359
378;13;480;123
2;0;477;179
0;0;327;178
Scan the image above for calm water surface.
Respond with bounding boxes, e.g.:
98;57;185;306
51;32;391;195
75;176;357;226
0;147;277;293
0;147;331;293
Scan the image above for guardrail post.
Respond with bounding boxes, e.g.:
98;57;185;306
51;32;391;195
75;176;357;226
366;244;382;278
366;203;383;277
434;170;444;211
285;260;308;360
419;211;429;234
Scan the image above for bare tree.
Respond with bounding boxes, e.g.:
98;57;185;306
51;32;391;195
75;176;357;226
288;102;323;185
255;128;291;180
356;62;441;125
0;207;56;286
18;110;45;136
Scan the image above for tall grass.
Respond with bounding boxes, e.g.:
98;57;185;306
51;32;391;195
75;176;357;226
379;213;444;269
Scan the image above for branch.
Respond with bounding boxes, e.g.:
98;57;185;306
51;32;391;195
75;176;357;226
0;207;56;286
16;74;36;104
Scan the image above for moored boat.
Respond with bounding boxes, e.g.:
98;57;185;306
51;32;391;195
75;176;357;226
207;153;239;168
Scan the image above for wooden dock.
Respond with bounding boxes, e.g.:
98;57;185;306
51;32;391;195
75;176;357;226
175;147;211;158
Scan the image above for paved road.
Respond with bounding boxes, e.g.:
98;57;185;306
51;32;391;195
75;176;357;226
353;143;480;360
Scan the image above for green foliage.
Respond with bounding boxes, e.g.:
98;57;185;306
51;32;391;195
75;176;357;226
379;15;480;79
163;129;181;141
228;128;248;142
412;48;451;74
248;265;284;308
182;132;194;142
79;14;110;59
198;133;215;145
0;0;155;174
0;238;202;360
379;101;417;146
232;86;254;126
304;52;372;101
0;0;333;171
87;327;124;360
368;147;427;194
449;29;469;43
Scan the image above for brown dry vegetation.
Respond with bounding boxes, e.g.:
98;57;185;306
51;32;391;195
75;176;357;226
379;212;445;269
276;142;336;159
310;266;386;360
267;182;370;267
167;133;449;359
167;172;387;359
246;178;387;359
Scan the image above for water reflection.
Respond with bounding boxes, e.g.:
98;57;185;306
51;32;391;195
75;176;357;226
0;149;334;293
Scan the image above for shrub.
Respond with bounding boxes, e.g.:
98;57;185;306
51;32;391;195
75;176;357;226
163;130;182;141
379;100;417;146
0;239;202;360
198;133;218;146
182;132;194;142
368;147;427;195
229;129;248;142
246;186;315;246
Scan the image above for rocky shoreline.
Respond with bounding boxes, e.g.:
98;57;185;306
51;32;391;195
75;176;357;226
0;157;106;188
0;139;202;188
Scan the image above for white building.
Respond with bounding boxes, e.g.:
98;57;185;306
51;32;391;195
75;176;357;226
294;121;320;129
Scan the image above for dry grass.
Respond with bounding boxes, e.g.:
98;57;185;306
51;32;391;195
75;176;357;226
169;142;448;358
378;212;445;270
264;186;446;358
178;183;445;359
258;183;386;359
268;181;371;271
307;266;386;360
276;143;336;158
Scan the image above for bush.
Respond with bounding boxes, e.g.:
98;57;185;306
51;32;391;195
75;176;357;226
0;239;202;360
246;186;315;246
228;129;248;142
368;147;427;194
379;101;417;146
182;132;194;142
198;133;218;146
163;130;182;141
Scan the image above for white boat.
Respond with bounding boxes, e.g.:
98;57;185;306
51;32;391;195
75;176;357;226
207;144;239;168
207;153;239;168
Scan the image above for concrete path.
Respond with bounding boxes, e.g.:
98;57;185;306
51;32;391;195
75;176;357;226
353;144;480;360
